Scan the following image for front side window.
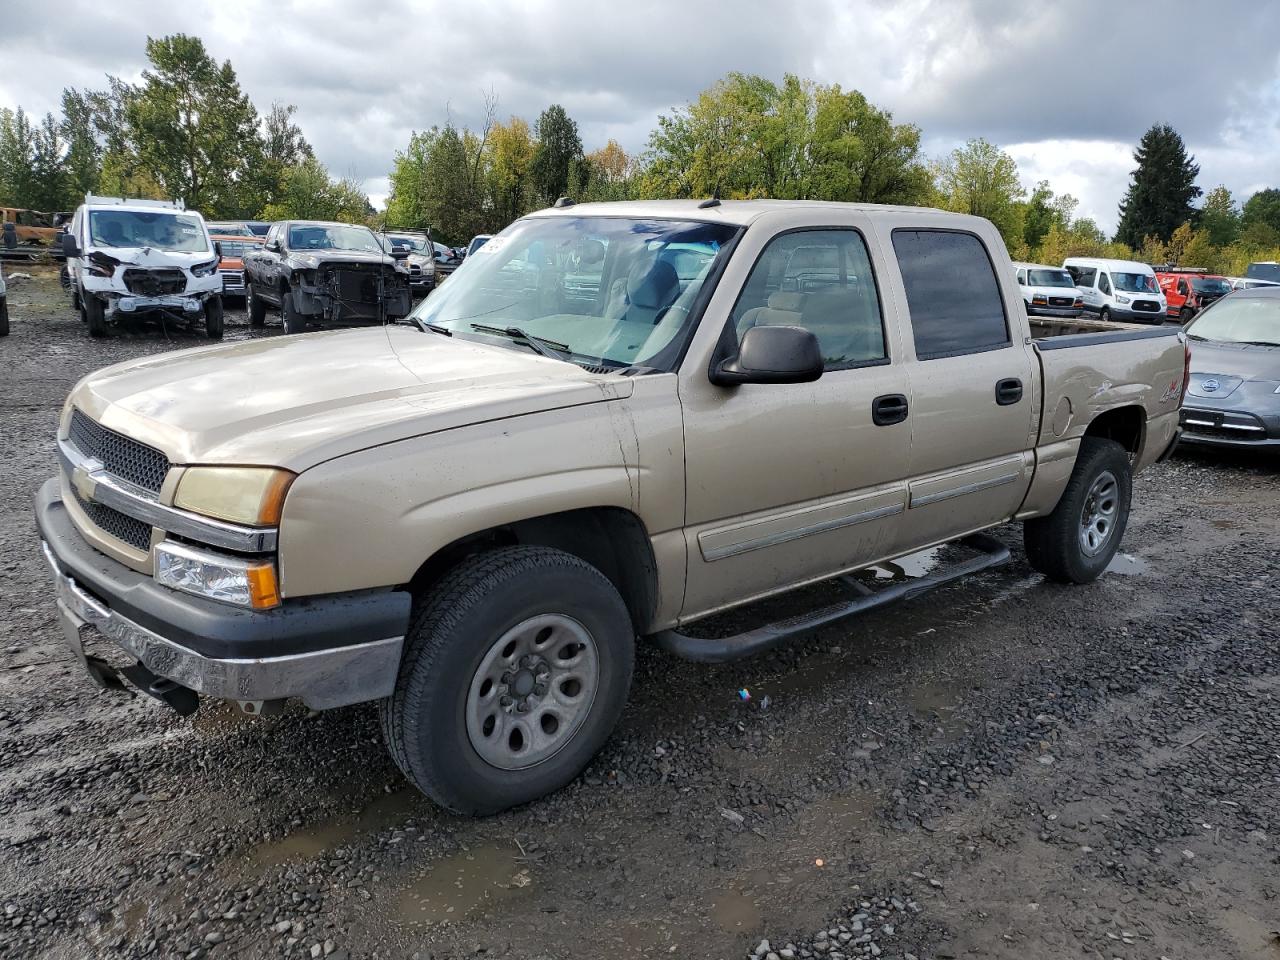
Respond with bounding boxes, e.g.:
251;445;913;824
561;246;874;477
88;210;209;252
1068;265;1097;287
893;230;1009;359
730;229;887;369
413;216;738;372
1099;272;1112;295
1192;277;1230;296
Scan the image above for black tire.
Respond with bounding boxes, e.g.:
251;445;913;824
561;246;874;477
1179;306;1194;325
83;291;107;337
281;286;307;334
380;546;635;815
247;283;267;327
0;298;9;337
204;295;224;339
1099;306;1111;323
1024;436;1132;584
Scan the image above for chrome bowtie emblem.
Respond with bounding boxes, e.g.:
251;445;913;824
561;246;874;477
1201;378;1220;393
71;465;97;502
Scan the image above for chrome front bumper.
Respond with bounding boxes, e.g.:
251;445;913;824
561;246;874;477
42;540;404;711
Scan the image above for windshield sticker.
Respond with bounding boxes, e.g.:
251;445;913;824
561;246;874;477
477;236;507;254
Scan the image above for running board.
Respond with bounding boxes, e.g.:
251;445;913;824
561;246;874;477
648;533;1011;663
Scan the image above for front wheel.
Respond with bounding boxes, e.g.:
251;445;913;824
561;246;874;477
204;295;224;339
1179;306;1194;325
380;546;635;815
281;286;307;334
1024;436;1132;584
247;283;266;327
0;298;9;337
1098;306;1111;323
83;291;107;337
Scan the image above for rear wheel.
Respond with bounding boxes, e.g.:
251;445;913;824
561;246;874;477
204;295;224;339
1179;306;1194;324
380;546;635;815
281;285;307;334
247;283;266;327
83;291;107;337
1099;306;1111;323
1024;436;1132;584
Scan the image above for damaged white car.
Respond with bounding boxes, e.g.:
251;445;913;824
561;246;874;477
62;195;225;339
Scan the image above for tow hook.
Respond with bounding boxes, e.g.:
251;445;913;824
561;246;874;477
120;661;199;716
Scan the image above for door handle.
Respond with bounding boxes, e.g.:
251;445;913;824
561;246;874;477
995;377;1023;405
872;393;909;426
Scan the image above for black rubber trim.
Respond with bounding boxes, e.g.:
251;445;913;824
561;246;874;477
35;478;411;660
1035;326;1179;350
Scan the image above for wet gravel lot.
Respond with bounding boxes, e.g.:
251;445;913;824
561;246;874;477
2;266;1278;960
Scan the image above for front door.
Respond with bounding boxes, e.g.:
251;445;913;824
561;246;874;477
679;221;912;621
885;226;1037;549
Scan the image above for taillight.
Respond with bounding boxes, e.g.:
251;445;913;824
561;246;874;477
1179;336;1191;406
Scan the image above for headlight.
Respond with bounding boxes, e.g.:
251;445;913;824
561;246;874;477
192;257;220;278
1116;295;1131;304
173;467;294;526
155;541;279;609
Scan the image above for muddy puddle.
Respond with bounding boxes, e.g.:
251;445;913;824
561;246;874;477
1106;553;1148;576
855;546;943;582
393;843;529;927
247;788;426;869
908;675;969;739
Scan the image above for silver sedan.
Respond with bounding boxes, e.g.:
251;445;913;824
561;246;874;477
1180;286;1280;448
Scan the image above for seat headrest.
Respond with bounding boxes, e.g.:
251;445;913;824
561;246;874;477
626;258;680;309
767;291;806;312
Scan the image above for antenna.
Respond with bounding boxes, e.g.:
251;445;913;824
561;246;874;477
698;185;721;209
553;196;575;208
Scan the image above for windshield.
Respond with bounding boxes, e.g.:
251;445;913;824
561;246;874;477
1028;269;1074;288
468;236;491;257
89;210;209;252
287;223;382;253
1188;295;1280;346
1113;272;1157;294
412;216;739;371
1192;277;1231;295
387;235;429;253
215;240;256;258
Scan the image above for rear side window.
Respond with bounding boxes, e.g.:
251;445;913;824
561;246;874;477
892;230;1010;360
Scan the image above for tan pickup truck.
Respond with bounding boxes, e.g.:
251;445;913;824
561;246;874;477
36;200;1186;814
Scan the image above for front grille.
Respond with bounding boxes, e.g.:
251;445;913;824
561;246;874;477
68;409;170;494
1048;296;1075;307
1133;299;1160;312
122;268;186;296
70;485;152;551
219;268;245;292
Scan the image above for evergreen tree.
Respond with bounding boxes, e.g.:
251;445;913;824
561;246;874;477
530;104;583;204
1115;124;1200;247
1241;188;1280;236
1199;185;1240;247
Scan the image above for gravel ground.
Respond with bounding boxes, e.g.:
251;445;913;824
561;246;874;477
2;266;1278;960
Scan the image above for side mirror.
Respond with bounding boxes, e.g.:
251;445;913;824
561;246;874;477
390;247;410;260
710;325;824;387
265;239;281;252
62;233;81;258
213;241;223;258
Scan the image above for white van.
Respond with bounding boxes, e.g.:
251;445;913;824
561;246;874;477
1013;261;1083;318
62;194;224;338
1062;257;1166;325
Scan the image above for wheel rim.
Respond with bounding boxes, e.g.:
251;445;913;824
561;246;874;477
465;614;600;771
1079;469;1119;557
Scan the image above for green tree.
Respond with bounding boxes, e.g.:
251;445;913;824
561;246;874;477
932;138;1025;246
1020;180;1059;251
1241;187;1280;236
260;156;368;223
1199;185;1240;246
486;117;536;226
576;140;636;202
59;89;101;205
1114;124;1200;247
530;104;583;204
126;34;261;215
0;107;36;206
241;103;313;217
810;84;930;204
384;123;487;243
28;113;69;212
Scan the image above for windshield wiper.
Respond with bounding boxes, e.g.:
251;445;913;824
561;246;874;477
470;324;571;362
1185;333;1208;341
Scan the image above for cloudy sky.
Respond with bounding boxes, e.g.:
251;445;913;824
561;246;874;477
3;0;1279;233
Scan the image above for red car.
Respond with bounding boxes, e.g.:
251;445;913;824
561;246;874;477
1155;268;1232;322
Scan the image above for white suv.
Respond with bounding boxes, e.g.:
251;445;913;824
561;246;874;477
63;195;224;338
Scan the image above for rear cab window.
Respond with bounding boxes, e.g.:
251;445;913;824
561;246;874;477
891;230;1010;359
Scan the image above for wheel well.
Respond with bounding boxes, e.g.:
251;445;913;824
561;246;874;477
1083;405;1145;455
407;507;659;633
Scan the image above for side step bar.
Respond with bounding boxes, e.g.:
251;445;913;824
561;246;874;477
648;533;1011;664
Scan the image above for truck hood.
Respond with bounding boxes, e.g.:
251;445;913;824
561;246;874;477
69;326;633;470
1187;339;1280;398
90;246;216;268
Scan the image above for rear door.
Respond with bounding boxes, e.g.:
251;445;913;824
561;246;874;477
884;225;1037;550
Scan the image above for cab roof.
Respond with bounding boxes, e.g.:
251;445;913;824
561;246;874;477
525;198;953;227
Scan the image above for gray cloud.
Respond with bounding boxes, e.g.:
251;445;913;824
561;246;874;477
2;0;1278;232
